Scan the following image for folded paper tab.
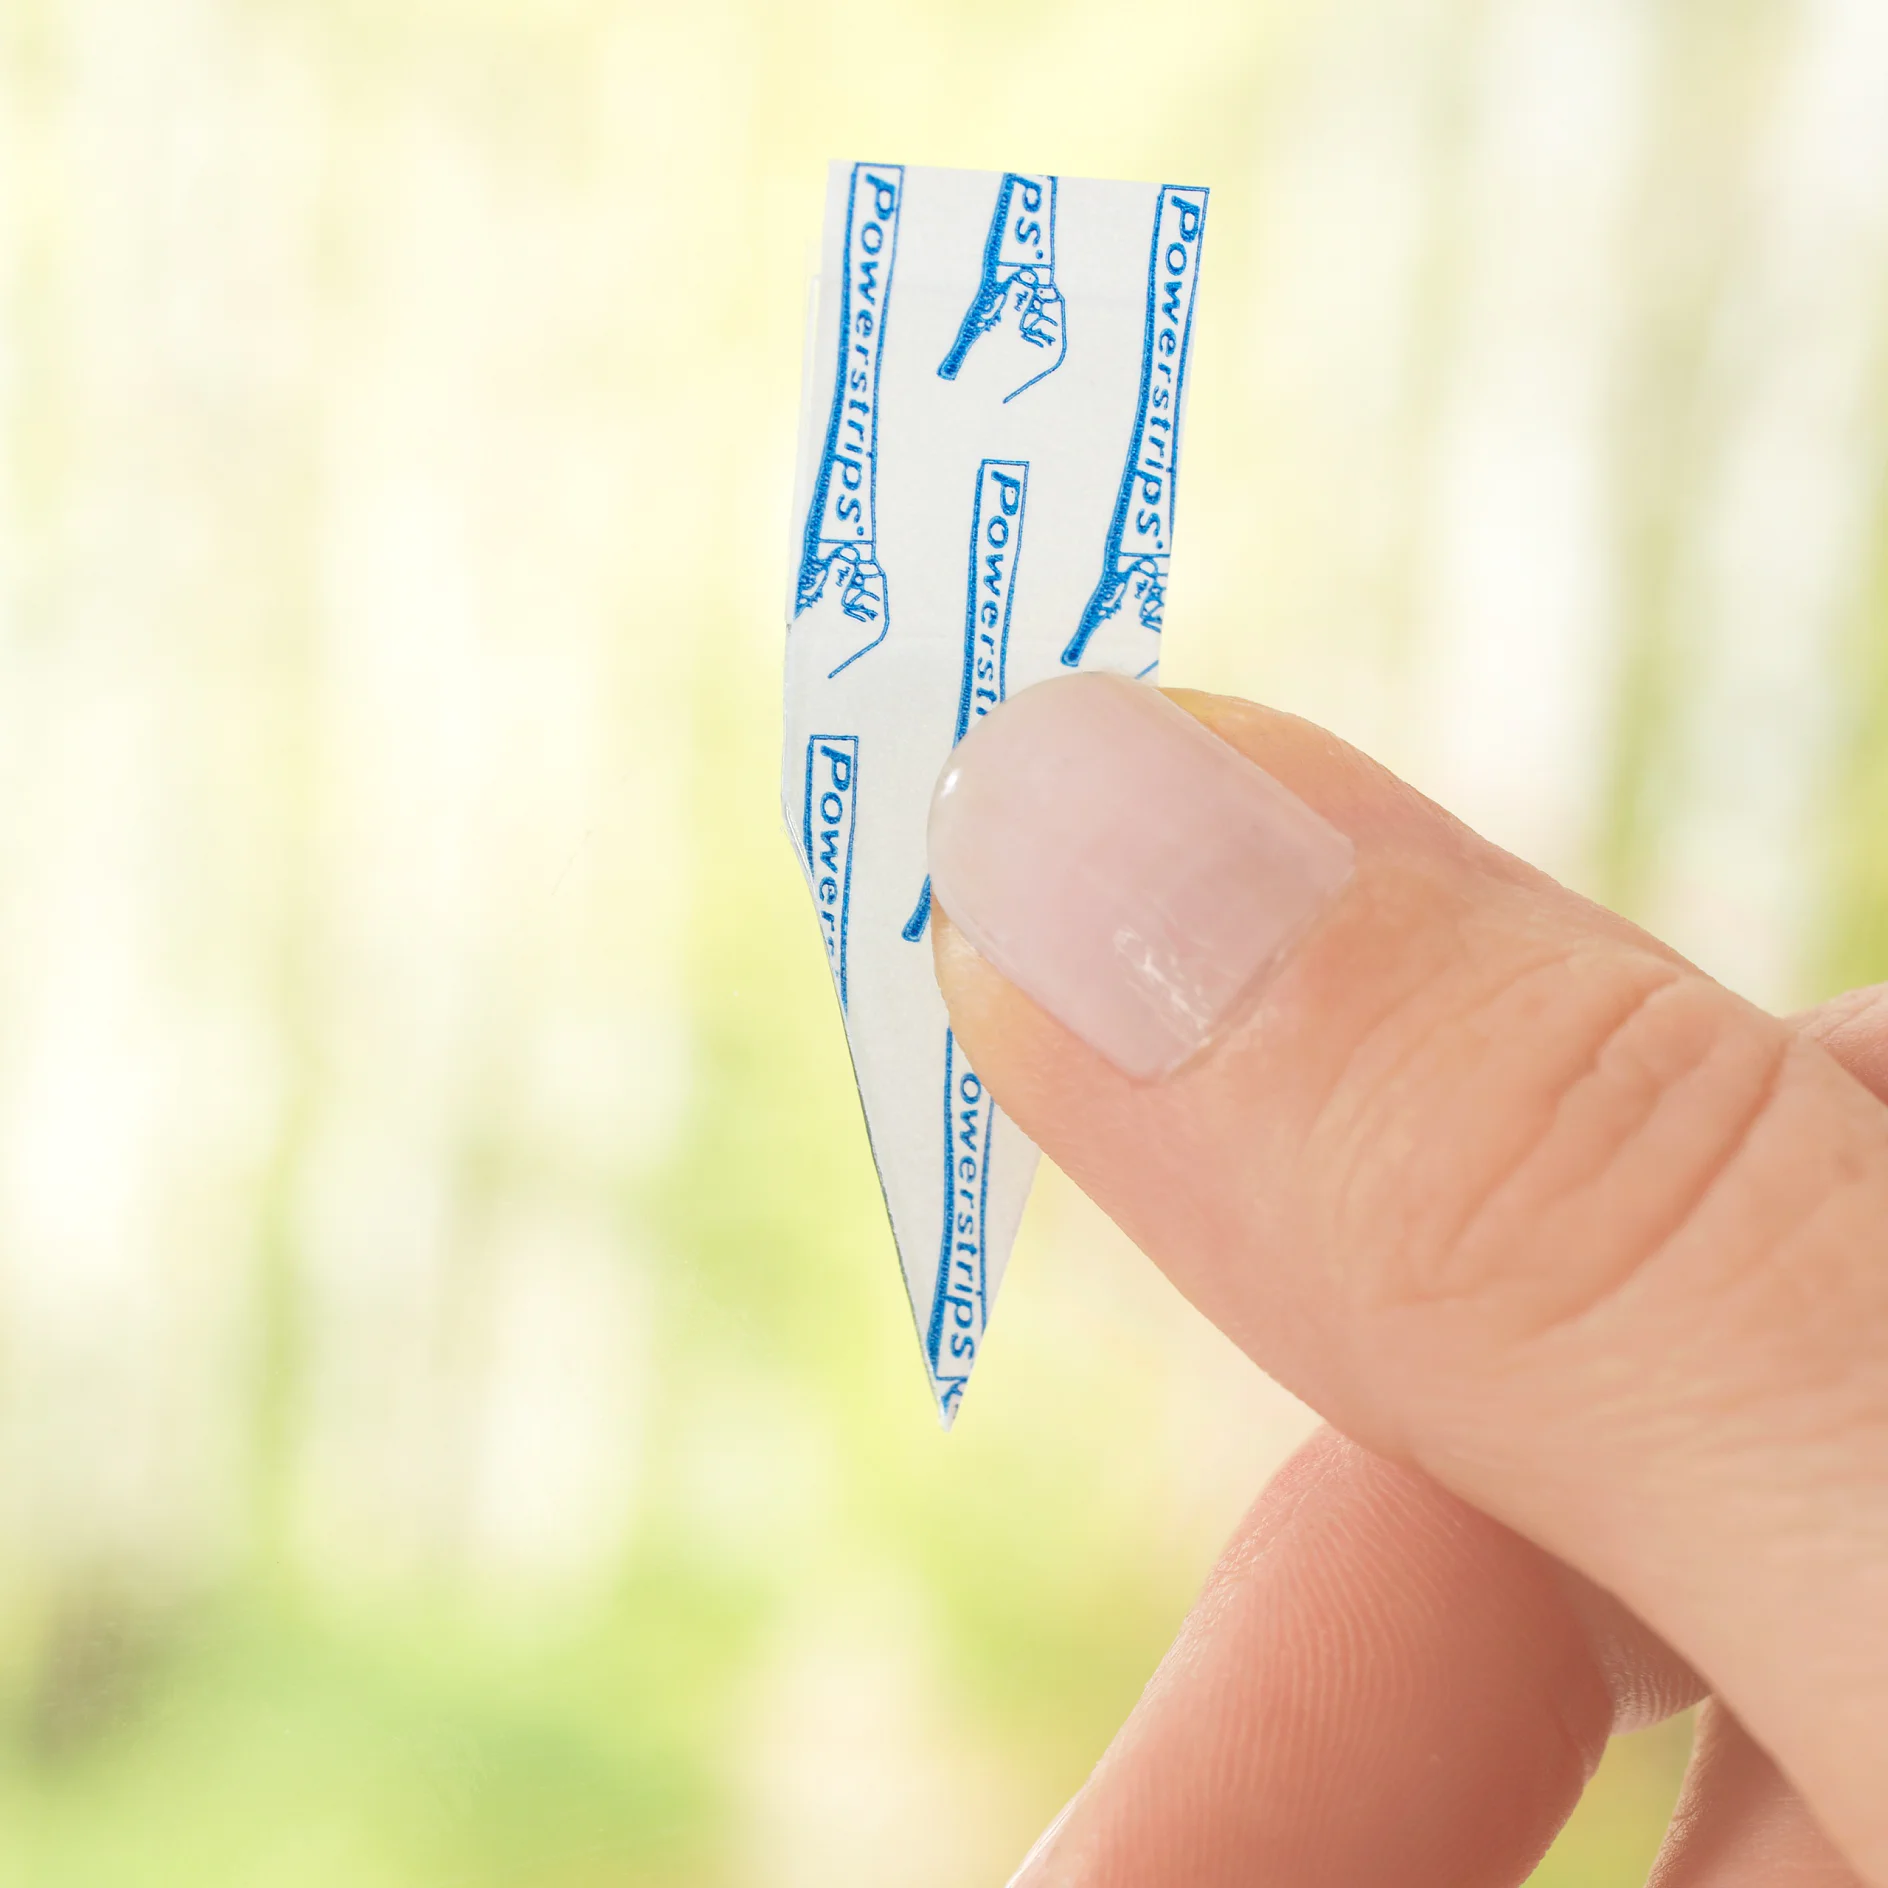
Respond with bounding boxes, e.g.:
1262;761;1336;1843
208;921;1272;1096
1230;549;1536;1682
783;160;1210;1424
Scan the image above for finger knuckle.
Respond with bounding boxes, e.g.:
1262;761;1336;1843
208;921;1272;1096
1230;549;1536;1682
1336;950;1791;1340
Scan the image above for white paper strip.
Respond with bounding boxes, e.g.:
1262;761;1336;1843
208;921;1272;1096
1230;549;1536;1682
783;160;1210;1422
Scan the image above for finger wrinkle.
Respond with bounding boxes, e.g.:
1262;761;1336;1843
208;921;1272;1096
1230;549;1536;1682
1301;917;1580;1272
1397;956;1693;1314
1551;998;1791;1332
1331;945;1689;1321
1376;970;1792;1361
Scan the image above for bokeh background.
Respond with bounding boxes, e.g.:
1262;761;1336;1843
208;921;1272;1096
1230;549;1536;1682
1;0;1885;1880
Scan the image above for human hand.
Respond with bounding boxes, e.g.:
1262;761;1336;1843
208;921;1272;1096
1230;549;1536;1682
938;266;1069;403
1062;556;1166;678
925;674;1888;1887
793;543;891;679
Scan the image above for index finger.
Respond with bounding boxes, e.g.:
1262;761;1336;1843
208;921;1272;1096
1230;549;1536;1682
928;676;1888;1882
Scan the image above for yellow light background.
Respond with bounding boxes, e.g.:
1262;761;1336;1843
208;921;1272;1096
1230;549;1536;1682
1;0;1885;1881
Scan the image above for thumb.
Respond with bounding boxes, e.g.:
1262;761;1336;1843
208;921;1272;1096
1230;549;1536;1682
928;674;1888;1883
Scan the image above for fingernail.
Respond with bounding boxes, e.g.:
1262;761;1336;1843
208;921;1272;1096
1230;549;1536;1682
928;675;1354;1080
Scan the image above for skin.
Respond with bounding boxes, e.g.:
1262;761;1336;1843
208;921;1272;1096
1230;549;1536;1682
931;690;1888;1888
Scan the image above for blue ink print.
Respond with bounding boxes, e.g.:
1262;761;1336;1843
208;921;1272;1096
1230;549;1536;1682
927;1031;996;1420
901;878;931;945
956;459;1027;737
803;736;859;1009
904;458;1029;945
937;174;1066;404
1062;185;1208;676
797;165;904;678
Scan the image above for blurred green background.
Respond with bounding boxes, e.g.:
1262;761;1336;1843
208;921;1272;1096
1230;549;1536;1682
2;0;1886;1880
